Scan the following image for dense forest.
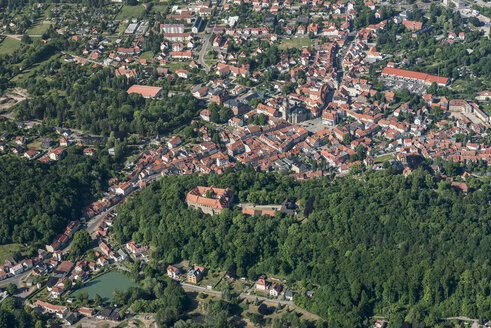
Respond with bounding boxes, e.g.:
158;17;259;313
13;63;202;137
112;166;490;327
0;297;45;328
0;150;112;245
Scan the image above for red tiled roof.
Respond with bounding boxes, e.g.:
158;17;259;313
56;261;74;273
382;67;449;85
186;185;233;210
402;20;423;31
127;85;162;97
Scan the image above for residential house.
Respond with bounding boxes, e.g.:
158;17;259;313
375;320;387;328
269;283;282;296
114;181;133;196
176;69;190;78
64;312;81;326
167;265;182;279
187;265;205;284
126;241;148;257
77;307;95;317
49;147;66;161
9;263;24;275
255;277;267;291
54;261;74;277
167;136;182;149
24;149;39;160
285;290;295;300
200;109;211;121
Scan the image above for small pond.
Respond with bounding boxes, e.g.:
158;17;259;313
71;271;136;301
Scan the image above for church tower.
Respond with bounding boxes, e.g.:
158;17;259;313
282;96;290;121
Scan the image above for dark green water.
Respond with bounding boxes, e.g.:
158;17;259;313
71;271;136;301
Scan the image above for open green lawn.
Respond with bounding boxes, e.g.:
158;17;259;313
278;38;312;50
152;4;168;12
116;5;146;20
0;244;21;264
165;61;191;72
27;140;42;149
140;51;154;60
27;21;52;35
12;53;61;83
0;37;21;55
374;154;395;164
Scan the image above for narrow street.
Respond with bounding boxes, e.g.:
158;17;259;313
336;33;355;85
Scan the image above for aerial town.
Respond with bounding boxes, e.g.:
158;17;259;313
0;0;489;327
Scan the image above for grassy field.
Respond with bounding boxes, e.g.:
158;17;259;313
166;61;191;72
140;51;154;60
374;154;395;163
278;38;312;50
0;36;21;55
27;140;42;149
11;53;62;83
152;4;168;12
0;244;21;264
27;21;52;35
116;22;128;35
116;5;146;20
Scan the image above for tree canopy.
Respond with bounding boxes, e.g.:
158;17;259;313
112;167;490;327
0;150;111;245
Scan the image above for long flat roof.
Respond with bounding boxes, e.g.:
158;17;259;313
382;67;449;85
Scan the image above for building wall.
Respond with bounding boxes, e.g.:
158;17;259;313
186;200;223;215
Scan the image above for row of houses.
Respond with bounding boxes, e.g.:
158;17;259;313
46;220;81;252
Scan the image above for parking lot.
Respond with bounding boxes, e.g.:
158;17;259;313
380;77;428;95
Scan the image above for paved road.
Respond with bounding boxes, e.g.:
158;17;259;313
86;205;116;238
198;36;211;72
197;0;225;72
0;270;31;287
337;33;356;85
181;283;294;306
444;317;482;328
1;34;42;41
